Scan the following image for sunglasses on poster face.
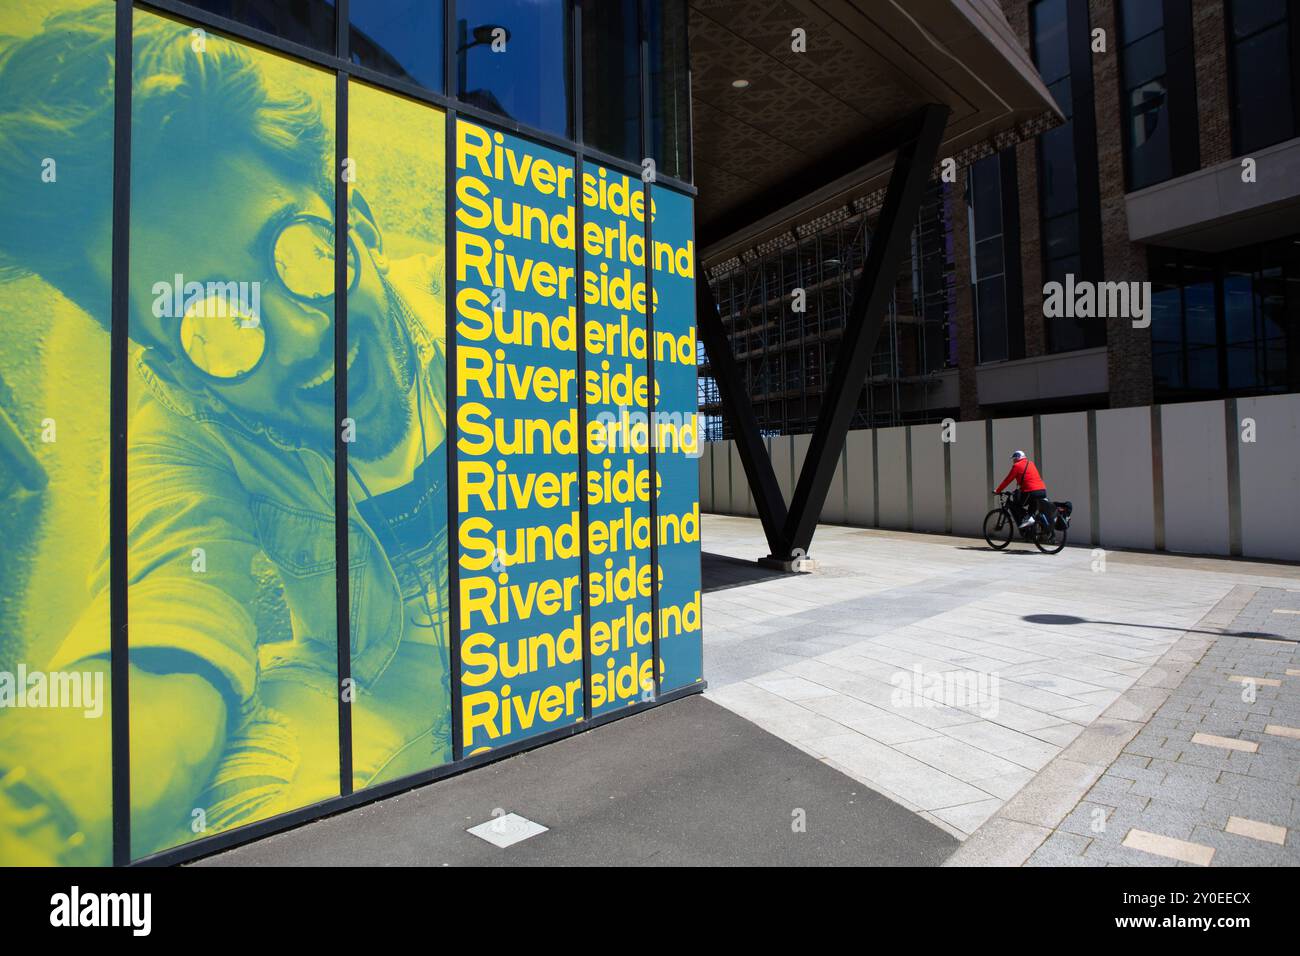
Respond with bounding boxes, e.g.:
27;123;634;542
177;215;361;381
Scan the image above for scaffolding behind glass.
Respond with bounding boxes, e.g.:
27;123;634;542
700;181;957;441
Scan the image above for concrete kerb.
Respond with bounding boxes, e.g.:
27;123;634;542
943;583;1260;866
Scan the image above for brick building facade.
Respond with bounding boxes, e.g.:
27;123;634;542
704;0;1300;437
951;0;1299;421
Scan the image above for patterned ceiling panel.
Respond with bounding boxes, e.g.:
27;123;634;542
692;0;919;119
690;1;924;228
689;0;1059;245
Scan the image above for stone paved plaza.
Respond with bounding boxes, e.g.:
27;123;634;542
1023;585;1300;866
701;514;1300;862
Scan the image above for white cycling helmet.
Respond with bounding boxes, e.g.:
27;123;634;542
1011;450;1026;461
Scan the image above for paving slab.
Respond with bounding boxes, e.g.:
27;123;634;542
1009;583;1300;867
700;516;1293;840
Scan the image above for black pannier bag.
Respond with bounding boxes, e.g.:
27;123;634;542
1054;500;1073;530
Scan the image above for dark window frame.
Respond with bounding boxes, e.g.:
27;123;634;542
1115;0;1200;192
1224;0;1300;156
968;149;1025;364
1029;0;1105;354
1148;242;1299;402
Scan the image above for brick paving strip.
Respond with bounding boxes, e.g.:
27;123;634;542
946;583;1300;866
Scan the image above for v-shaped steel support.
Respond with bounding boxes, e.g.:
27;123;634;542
696;268;788;557
697;104;950;562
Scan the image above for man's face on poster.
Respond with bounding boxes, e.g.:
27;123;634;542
126;149;417;460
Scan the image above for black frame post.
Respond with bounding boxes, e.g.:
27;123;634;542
444;0;465;763
109;0;134;868
333;0;354;798
779;104;949;560
572;1;594;721
640;0;661;699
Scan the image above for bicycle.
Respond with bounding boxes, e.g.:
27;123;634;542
983;490;1070;554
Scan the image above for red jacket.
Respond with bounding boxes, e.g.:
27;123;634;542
996;458;1045;493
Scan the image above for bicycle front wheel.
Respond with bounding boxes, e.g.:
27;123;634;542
983;508;1013;550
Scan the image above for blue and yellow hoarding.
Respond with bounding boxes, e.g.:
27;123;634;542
0;2;700;865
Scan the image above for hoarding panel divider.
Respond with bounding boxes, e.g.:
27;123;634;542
333;66;354;797
573;2;593;723
110;0;134;868
446;106;464;763
640;0;661;699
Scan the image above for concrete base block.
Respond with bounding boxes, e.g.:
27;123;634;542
758;556;819;573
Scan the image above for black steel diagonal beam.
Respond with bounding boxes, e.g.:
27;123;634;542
696;266;788;556
778;104;950;560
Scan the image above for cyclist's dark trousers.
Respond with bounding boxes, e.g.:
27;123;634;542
1014;489;1049;527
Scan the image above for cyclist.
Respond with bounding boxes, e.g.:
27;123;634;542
994;450;1050;534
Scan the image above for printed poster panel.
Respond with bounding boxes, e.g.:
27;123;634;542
126;11;340;858
454;120;584;752
582;162;654;715
0;8;708;868
650;185;702;692
346;81;452;789
0;0;115;867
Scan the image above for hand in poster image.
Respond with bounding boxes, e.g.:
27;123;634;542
0;7;452;862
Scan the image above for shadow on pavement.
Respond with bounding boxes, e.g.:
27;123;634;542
702;551;790;592
1022;612;1292;642
956;546;1042;555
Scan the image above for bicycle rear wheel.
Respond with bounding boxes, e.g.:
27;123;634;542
1035;522;1067;554
983;508;1013;550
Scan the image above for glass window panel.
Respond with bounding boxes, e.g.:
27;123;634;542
1032;0;1071;84
1049;316;1086;353
1039;125;1079;218
976;235;1004;278
1122;29;1166;89
182;0;337;53
1120;0;1164;44
455;0;570;136
1044;211;1080;262
1151;286;1185;392
1127;80;1172;189
1224;273;1257;346
1229;0;1288;39
970;154;1002;240
1046;75;1074;118
1225;338;1259;390
648;0;692;181
1224;272;1262;390
1264;339;1288;387
1046;253;1081;290
350;0;443;90
581;0;640;161
977;277;1009;364
1183;282;1219;391
1151;346;1183;392
1231;25;1295;153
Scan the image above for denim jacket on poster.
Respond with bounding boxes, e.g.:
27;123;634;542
50;255;448;713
